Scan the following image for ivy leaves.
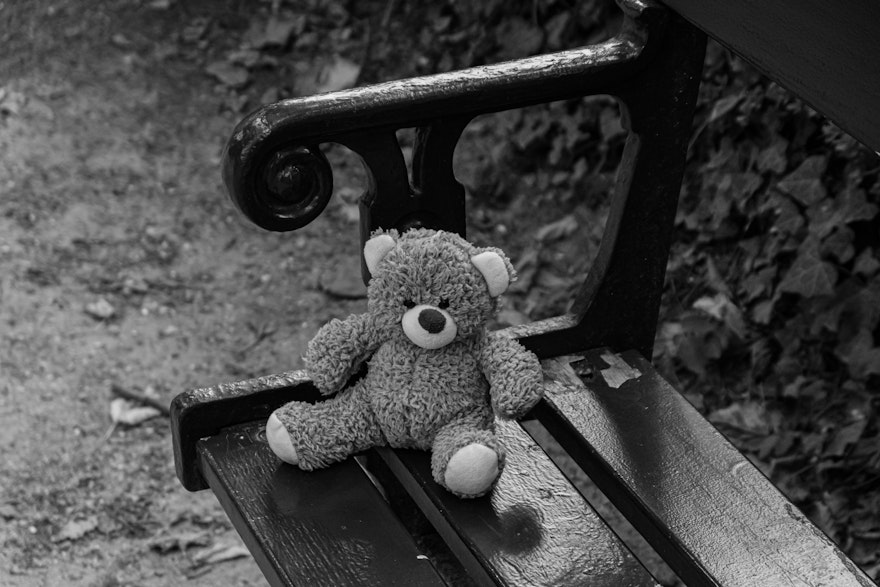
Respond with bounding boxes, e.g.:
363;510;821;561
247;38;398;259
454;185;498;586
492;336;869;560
778;238;836;297
654;40;880;573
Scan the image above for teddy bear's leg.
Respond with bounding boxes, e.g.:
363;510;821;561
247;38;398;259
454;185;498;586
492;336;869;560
267;380;385;470
431;412;504;498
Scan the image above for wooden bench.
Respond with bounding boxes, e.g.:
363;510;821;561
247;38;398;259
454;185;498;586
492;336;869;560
171;0;880;584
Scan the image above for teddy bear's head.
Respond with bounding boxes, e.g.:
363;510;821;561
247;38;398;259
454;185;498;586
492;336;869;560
364;229;515;349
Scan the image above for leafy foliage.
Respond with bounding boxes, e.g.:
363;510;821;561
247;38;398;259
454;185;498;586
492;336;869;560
657;38;880;575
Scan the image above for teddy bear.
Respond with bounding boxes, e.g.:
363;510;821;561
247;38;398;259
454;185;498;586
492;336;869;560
265;228;544;498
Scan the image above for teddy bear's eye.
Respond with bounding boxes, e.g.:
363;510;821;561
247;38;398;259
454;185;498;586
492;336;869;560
438;298;450;310
403;299;416;309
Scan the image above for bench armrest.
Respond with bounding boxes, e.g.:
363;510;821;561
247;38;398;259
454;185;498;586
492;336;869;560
171;371;320;490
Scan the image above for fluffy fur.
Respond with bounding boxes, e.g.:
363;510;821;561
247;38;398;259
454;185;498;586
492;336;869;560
268;228;544;498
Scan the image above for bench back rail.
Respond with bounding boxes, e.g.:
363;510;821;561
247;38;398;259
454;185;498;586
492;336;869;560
661;0;880;154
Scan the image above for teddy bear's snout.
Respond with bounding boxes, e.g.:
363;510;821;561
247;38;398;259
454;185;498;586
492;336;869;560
402;304;458;349
418;308;446;333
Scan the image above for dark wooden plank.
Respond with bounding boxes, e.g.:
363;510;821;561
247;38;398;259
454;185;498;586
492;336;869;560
197;420;446;587
172;371;321;491
536;350;876;587
376;419;659;587
660;0;880;153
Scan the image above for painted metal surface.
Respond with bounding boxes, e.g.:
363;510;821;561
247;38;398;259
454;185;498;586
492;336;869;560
222;0;705;358
222;0;661;248
536;351;877;587
660;0;880;154
171;370;319;491
198;421;445;587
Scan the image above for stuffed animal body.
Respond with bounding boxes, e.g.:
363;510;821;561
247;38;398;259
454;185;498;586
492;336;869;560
266;228;544;498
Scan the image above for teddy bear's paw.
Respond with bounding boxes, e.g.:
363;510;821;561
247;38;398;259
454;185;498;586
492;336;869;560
266;413;299;465
444;443;499;497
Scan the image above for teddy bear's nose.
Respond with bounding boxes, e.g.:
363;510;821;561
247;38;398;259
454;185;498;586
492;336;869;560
418;308;446;334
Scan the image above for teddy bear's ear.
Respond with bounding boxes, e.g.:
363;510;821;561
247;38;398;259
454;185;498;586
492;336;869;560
364;233;396;274
471;251;510;297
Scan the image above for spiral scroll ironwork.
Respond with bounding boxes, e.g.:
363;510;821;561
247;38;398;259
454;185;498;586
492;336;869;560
240;145;333;232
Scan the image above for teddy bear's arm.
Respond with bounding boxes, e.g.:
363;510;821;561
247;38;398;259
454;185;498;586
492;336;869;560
305;312;382;395
479;333;544;420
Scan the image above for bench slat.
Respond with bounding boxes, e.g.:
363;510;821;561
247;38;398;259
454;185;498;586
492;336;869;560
197;421;446;587
376;419;659;587
537;351;876;587
660;0;880;153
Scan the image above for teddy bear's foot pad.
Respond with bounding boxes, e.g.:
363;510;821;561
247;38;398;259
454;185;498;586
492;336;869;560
266;412;300;465
444;443;499;497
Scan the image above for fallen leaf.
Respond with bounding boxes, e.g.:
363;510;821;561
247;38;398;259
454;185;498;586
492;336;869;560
150;531;212;554
110;398;162;426
535;214;578;242
751;297;777;325
825;417;868;457
315;57;360;93
495;308;530;327
261;16;301;48
85;298;116;320
192;543;251;566
776;155;828;206
820;227;855;263
181;18;209;43
121;275;149;296
692;292;746;338
496;17;545;60
778;239;837;298
536;270;572;290
54;517;99;542
836;329;880;380
259;87;280;105
509;249;539;293
227;49;260;68
778;177;826;207
599;107;624;141
544;12;572;50
709;401;770;435
319;261;366;299
707;93;743;125
205;61;250;89
85;149;149;177
756;139;788;174
808;187;879;239
739;265;776;302
854;249;880;277
0;502;19;520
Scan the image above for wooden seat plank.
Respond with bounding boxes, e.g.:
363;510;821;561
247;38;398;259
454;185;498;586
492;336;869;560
536;350;876;587
659;0;880;153
197;421;446;587
375;419;658;587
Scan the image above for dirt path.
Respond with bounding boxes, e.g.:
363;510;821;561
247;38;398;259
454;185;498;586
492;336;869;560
1;2;369;585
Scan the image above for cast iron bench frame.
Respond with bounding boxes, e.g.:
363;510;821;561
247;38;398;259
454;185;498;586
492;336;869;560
171;1;880;585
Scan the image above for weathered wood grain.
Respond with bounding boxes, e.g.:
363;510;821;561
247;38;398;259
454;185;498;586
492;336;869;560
537;351;876;587
376;419;659;587
198;421;445;587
